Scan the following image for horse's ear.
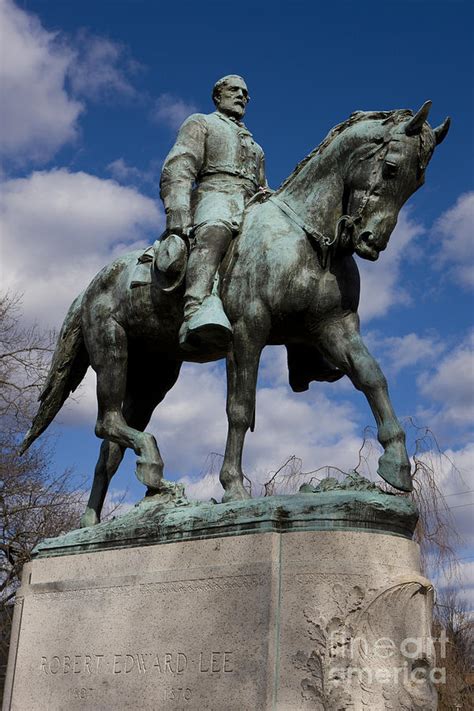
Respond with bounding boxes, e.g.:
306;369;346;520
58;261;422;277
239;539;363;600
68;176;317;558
404;100;432;135
434;116;451;145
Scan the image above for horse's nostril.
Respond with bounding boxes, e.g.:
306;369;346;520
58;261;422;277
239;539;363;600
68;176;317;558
359;231;374;244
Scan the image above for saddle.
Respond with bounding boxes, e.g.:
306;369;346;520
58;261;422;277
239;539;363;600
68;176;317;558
130;190;271;293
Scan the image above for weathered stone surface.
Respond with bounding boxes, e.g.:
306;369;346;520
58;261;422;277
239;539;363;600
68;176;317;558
4;533;279;711
4;531;437;710
32;486;419;558
277;533;437;709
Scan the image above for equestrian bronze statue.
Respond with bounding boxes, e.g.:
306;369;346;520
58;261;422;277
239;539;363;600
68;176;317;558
21;90;450;527
160;74;268;354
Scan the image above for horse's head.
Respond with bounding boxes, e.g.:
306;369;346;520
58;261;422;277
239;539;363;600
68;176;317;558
343;102;450;261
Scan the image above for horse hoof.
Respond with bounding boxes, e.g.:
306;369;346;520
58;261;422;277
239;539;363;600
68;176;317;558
377;450;413;492
80;508;100;528
135;458;164;489
222;483;252;503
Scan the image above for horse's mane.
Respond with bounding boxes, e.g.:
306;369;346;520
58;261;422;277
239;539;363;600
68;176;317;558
278;109;413;192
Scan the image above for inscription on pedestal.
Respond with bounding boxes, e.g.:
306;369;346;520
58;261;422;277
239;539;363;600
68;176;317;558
35;650;236;707
5;534;280;709
39;650;234;676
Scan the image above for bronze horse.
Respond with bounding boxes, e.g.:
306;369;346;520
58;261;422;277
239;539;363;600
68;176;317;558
22;102;449;526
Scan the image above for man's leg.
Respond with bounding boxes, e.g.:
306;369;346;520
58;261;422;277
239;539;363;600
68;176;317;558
180;221;233;351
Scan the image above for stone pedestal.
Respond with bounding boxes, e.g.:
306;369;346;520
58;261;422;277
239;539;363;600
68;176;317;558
3;499;437;711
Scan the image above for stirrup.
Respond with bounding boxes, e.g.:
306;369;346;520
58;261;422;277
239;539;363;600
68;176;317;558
179;295;232;353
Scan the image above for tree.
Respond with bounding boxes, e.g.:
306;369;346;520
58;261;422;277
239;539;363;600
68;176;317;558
0;293;84;693
0;292;54;426
433;590;474;710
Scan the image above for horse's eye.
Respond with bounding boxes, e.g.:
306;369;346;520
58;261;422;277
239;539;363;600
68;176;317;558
383;161;398;178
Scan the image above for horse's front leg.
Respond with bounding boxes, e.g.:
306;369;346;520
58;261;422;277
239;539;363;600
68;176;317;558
220;318;267;502
317;314;412;491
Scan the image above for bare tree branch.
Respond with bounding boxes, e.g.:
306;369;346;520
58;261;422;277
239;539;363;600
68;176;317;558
0;292;85;680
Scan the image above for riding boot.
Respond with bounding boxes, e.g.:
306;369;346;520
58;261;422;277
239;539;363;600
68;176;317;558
179;223;233;353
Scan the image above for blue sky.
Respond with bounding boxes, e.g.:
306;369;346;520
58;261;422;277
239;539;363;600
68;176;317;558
1;0;473;596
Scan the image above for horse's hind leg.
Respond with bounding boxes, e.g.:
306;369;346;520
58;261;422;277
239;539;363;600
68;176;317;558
80;440;125;527
87;319;165;487
80;355;182;527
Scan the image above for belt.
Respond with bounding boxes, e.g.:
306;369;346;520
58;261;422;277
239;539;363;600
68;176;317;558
199;170;259;190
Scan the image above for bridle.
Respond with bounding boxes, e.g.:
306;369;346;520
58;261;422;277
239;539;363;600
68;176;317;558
268;131;405;269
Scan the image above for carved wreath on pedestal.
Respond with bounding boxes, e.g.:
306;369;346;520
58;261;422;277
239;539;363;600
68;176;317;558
292;578;438;710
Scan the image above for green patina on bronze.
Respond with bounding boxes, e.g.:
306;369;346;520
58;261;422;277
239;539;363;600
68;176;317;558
33;476;419;558
20;77;450;533
159;74;268;349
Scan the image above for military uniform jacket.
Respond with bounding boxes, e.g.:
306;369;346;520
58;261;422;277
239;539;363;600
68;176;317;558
160;111;267;233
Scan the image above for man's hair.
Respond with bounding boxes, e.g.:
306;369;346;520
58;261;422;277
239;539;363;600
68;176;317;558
212;75;248;105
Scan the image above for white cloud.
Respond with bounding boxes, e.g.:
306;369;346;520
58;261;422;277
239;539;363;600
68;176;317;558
106;157;160;186
0;168;162;327
58;369;97;426
358;209;424;321
0;0;82;164
417;331;474;435
434;191;474;290
257;345;289;387
107;158;148;183
150;362;228;477
0;1;145;166
366;331;445;374
178;469;223;503
434;559;474;609
443;442;474;487
415;441;474;511
101;487;136;520
456;560;474;606
67;29;142;102
242;385;359;476
151;94;198;130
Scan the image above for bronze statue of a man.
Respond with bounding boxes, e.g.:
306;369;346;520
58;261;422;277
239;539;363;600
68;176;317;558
160;74;268;353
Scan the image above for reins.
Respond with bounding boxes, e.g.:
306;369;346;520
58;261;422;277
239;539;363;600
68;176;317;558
269;135;394;269
267;194;343;269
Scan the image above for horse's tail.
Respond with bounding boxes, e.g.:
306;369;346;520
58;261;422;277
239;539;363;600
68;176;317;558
20;293;89;453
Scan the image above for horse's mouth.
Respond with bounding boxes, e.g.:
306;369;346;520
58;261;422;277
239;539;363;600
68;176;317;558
354;231;382;261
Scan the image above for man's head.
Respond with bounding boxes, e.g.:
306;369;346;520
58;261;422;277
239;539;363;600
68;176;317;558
212;75;249;120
